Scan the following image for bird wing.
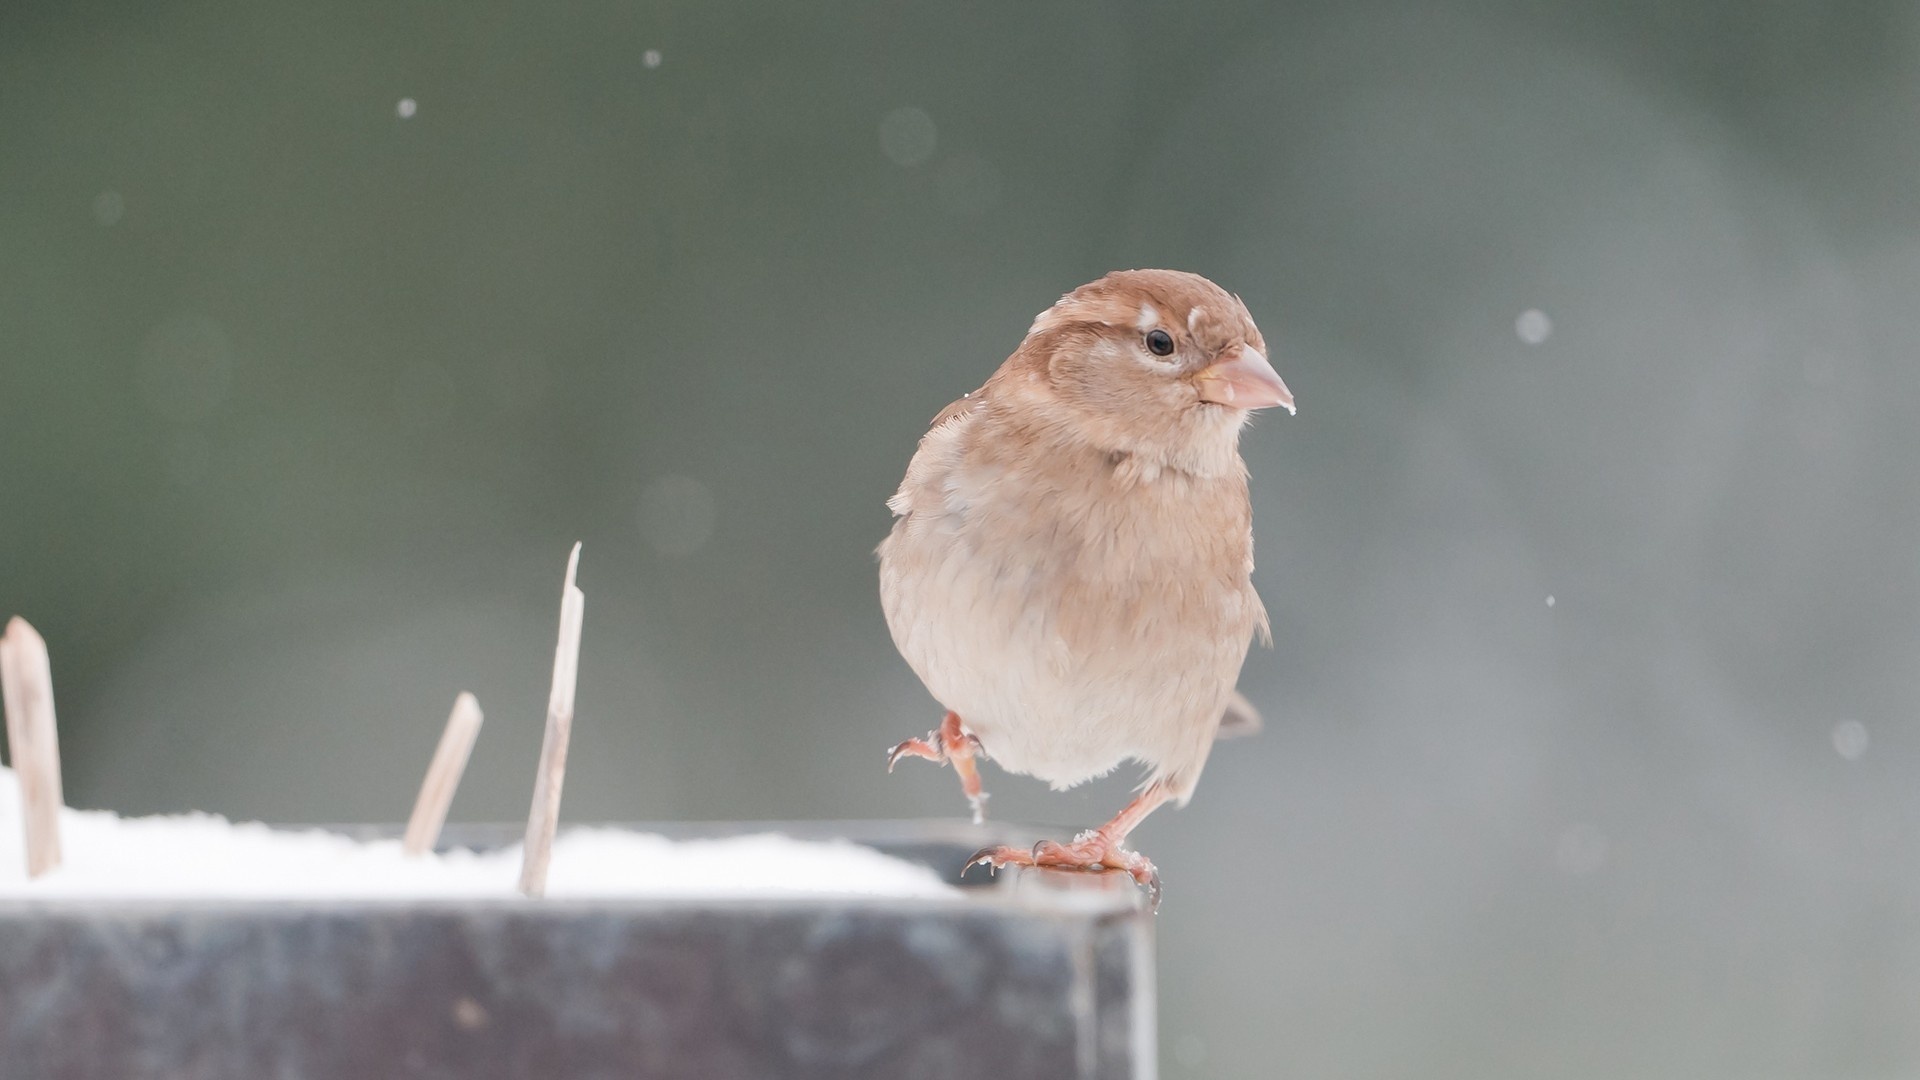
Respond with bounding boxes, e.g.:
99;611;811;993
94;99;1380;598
926;387;987;436
885;387;989;520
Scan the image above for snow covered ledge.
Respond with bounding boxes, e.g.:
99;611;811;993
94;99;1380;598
0;782;1151;1079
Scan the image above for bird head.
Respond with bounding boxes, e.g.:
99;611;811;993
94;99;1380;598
1008;269;1293;470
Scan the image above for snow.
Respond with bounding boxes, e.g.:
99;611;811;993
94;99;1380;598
878;107;937;167
0;766;953;901
1515;308;1553;345
1831;720;1868;761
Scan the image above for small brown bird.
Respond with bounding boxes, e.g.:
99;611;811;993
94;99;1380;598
877;269;1293;901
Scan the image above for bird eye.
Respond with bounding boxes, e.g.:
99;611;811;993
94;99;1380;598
1145;329;1175;357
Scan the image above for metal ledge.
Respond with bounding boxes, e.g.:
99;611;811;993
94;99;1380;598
0;821;1153;1079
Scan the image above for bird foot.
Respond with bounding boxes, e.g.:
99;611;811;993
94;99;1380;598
886;712;990;824
968;833;1162;909
885;732;976;770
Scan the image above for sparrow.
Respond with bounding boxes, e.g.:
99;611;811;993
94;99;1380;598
877;269;1293;902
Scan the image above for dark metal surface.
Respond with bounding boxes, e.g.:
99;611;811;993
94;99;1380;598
0;822;1152;1080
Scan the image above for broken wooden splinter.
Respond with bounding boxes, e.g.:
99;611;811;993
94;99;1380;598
519;543;585;898
403;692;485;856
1;617;65;879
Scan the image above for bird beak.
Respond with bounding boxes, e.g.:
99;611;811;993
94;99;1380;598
1194;346;1294;414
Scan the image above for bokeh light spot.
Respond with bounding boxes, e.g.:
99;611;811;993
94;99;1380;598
92;191;125;226
1554;823;1607;875
1831;720;1868;761
879;107;936;167
639;475;717;557
1515;308;1553;345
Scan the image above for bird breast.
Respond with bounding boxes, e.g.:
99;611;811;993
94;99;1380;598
879;436;1262;792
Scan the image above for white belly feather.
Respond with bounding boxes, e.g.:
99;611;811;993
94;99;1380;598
877;442;1259;797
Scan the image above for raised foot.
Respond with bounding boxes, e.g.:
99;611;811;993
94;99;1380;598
884;730;981;772
968;834;1162;909
885;712;990;824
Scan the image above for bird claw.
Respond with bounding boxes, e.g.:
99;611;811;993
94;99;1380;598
886;728;983;772
1125;860;1162;910
888;713;990;821
967;845;1021;875
886;735;942;773
969;838;1162;909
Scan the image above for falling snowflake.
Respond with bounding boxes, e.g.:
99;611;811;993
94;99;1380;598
1515;308;1552;345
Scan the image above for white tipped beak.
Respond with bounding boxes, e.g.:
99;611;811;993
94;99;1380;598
1194;346;1294;414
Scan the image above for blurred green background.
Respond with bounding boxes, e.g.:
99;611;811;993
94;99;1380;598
5;1;1920;1076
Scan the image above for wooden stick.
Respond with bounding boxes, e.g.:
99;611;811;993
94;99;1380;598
403;692;485;856
0;617;65;878
518;543;585;898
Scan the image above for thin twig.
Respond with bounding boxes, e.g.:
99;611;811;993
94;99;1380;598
1;617;65;878
403;692;485;856
518;543;585;898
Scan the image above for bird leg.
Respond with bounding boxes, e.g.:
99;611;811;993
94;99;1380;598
887;710;989;824
968;783;1173;907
